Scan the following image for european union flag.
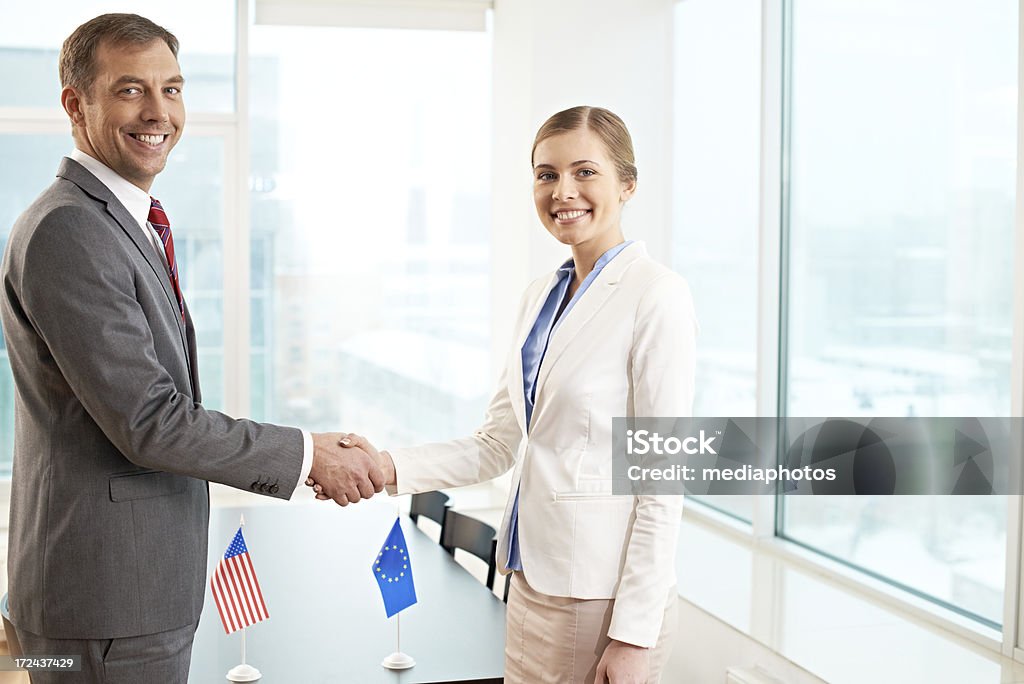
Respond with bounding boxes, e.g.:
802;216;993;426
372;518;418;618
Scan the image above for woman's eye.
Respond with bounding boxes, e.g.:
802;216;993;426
577;169;596;177
537;172;556;181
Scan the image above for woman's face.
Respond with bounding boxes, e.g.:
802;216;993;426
533;127;635;255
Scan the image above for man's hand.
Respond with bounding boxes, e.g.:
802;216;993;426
308;432;385;506
595;639;649;684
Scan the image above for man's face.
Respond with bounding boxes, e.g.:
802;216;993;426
65;39;185;192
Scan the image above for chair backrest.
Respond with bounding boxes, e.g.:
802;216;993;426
441;509;498;590
409;491;450;537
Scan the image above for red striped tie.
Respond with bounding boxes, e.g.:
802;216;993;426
148;197;185;323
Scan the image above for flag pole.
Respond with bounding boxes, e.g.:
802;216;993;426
396;505;402;656
395;505;403;660
381;511;415;670
241;516;248;667
227;630;260;682
226;513;261;683
381;611;415;669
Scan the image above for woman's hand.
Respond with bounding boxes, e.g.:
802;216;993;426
595;639;649;684
342;433;396;486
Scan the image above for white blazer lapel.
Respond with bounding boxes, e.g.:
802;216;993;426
508;270;562;434
534;242;646;401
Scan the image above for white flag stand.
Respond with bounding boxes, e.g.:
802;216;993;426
381;612;415;670
226;514;263;682
226;628;262;681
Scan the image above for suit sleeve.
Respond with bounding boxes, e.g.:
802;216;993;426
15;205;304;497
607;273;697;648
386;281;543;494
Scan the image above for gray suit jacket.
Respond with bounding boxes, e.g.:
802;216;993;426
0;158;304;639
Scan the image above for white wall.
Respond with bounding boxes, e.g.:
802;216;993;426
488;0;677;372
668;598;828;684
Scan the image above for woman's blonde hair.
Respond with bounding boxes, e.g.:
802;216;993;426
531;106;637;184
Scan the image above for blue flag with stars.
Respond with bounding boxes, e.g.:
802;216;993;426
372;518;417;618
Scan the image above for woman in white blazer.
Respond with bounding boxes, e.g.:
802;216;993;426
336;106;697;683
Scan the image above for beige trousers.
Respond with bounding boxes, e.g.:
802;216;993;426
504;572;679;684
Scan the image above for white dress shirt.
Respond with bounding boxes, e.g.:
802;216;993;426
67;148;314;495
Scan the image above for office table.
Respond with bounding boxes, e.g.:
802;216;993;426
189;499;506;683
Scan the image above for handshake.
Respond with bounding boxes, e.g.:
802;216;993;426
304;433;395;506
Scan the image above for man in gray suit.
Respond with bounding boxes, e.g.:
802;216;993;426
0;14;383;682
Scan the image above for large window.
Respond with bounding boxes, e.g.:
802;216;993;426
246;25;492;444
671;0;1018;634
673;0;761;522
0;1;237;477
0;4;493;473
0;2;236;111
0;14;496;677
0;135;71;477
779;0;1016;627
0;5;236;447
162;136;228;410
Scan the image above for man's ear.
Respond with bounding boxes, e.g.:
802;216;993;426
61;86;86;126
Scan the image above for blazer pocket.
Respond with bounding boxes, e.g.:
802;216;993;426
109;470;188;502
553;477;617;500
553;491;629;502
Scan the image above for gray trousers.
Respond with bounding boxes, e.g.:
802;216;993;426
13;621;198;684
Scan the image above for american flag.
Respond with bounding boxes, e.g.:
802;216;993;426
209;527;270;635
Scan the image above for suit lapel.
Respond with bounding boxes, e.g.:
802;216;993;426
184;302;201;401
534;242;646;401
58;159;194;388
508;271;562;434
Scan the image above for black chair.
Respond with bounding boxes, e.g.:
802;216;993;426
409;491;450;541
441;509;499;591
